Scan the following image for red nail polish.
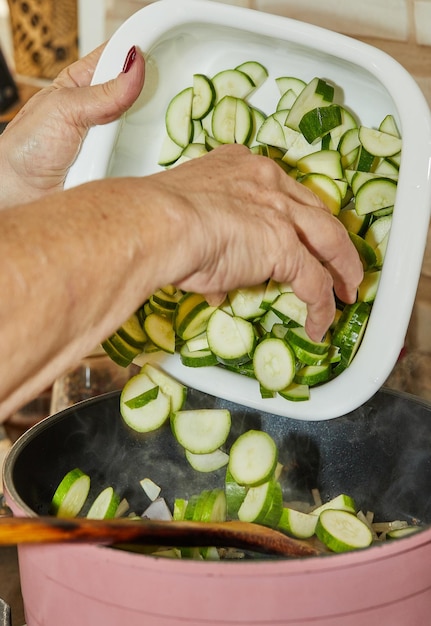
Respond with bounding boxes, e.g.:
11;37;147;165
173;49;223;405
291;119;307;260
122;45;137;73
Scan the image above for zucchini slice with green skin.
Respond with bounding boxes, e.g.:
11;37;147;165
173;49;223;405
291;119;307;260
278;507;318;538
51;468;91;518
225;468;247;518
269;291;307;326
261;480;284;528
212;68;255;101
294;364;331;386
358;125;402;157
278;382;310;402
158;133;184;166
348;232;377;271
211;95;253;144
379;114;401;137
275;75;306;96
300;172;342;216
299;105;342;144
387;526;421;539
120;373;171;432
165;86;193;148
140;362;187;413
170;408;231;454
124;385;159;409
228;429;278;487
286;326;331;355
174;292;215;341
358;270;381;303
311;493;356;516
185;448;229;473
253;336;296;391
297;149;343;179
179;344;218;368
235;61;268;88
285;77;334;132
192;73;215;120
228;284;267;320
102;337;134;367
332;301;371;366
237;478;279;524
207;309;255;365
256;114;287;150
117;312;147;348
108;332;143;361
276;89;297;111
199;488;227;522
144;312;175;354
316;509;373;552
87;486;120;520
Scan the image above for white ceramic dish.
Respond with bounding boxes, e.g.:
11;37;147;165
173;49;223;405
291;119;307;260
65;0;431;420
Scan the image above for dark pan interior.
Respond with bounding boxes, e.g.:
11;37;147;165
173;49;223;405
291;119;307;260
6;387;431;525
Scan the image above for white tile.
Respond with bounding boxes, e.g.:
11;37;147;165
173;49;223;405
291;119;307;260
414;1;431;45
255;0;409;40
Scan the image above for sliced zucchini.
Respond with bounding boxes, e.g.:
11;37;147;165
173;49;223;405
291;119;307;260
170;408;231;454
140;362;187;413
285;77;334;132
51;468;91;518
316;509;373;552
144;313;175;354
300;172;342;215
120;373;171;432
278;507;318;538
297;149;343;179
358;125;402;157
207;309;255;365
355;177;397;216
192;73;216;120
235;60;268;87
253;337;296;391
87;486;120;520
299;105;342;144
228;429;278;487
185;448;229;473
165;86;193;148
212;68;255;101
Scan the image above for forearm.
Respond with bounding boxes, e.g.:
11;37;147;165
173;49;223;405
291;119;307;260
0;146;363;421
0;176;189;421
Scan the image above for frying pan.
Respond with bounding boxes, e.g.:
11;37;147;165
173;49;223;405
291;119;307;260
4;386;431;625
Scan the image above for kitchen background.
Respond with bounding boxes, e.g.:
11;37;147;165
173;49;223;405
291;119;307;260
0;0;430;403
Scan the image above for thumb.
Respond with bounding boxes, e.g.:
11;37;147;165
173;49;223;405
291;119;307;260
68;45;145;129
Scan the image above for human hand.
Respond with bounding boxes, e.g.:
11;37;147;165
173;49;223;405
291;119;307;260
0;44;144;207
148;144;363;341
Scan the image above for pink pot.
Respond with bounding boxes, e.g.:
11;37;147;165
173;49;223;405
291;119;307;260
4;389;431;625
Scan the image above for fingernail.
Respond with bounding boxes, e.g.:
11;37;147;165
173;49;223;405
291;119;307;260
122;45;137;73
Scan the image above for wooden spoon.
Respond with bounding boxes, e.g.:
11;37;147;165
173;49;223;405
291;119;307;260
0;516;327;558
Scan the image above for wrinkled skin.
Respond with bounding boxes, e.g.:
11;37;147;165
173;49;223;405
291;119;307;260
0;45;362;421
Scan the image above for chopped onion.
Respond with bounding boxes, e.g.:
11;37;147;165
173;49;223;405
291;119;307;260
140;477;161;501
142;497;173;521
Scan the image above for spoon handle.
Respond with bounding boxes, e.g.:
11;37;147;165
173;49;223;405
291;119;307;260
0;516;323;557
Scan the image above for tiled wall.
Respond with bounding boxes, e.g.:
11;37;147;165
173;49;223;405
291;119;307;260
103;0;431;44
